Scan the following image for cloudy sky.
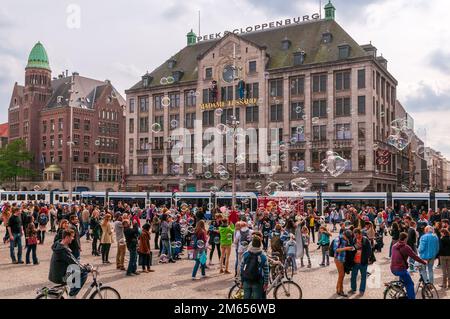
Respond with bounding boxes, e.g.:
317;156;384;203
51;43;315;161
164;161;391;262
1;0;449;158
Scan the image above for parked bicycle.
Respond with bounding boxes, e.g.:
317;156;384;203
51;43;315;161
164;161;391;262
228;257;302;299
36;264;121;299
383;266;439;299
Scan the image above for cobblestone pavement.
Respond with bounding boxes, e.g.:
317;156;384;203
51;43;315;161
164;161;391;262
0;223;448;299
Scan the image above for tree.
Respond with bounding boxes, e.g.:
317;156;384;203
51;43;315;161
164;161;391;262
0;139;35;190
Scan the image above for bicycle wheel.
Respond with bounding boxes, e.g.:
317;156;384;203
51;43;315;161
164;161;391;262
228;284;244;299
284;258;294;281
89;286;121;299
273;280;302;299
35;292;63;299
421;283;439;299
383;284;406;299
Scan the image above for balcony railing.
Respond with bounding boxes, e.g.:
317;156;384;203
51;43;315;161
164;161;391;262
136;149;149;156
333;139;352;148
311;140;328;148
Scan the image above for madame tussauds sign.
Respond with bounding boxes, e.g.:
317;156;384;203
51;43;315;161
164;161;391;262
197;14;321;42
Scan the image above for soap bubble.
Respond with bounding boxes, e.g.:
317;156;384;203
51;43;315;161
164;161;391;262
312;117;319;124
204;171;212;179
292;166;300;174
187;168;195;175
166;76;175;84
161;96;171;107
216;123;229;135
290;137;298;144
215;108;223;116
320;151;348;177
296;106;303;114
179;179;186;186
151;123;162;133
196;240;205;249
264;182;283;195
291;177;312;192
170;119;178;128
255;182;262;191
219;171;230;180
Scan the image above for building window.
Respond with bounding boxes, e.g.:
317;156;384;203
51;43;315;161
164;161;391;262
139;138;149;150
221;108;240;124
290;152;305;174
58;135;63;148
290;102;304;120
185;91;196;107
42;136;47;148
359;150;366;171
220;86;234;102
205;67;212;80
58;118;63;131
129;138;134;153
335;97;351;117
84;136;90;147
73;118;80;130
84;120;90;131
246;106;259;123
128;159;134;175
152;159;163;174
269;79;283;97
50;119;55;132
202;88;215;104
357;69;365;89
312;100;327;118
58;151;62;163
42;121;47;133
129;98;135;113
358;96;366;114
358;122;366;140
139;117;149;132
154;136;164;150
129;118;134;133
50;136;55;148
249;61;257;73
270;104;283;122
336;124;351;140
202;110;214;127
168;92;180;108
84;152;90;163
245;83;259;99
169;114;180;130
154;95;163;111
335;150;352;170
139;96;149;112
154;116;164;130
290;76;305;96
73;150;79;162
138;159;149;175
312;74;327;93
338;45;350;59
291;127;305;142
312;151;327;170
335;70;351;91
293;52;305;66
313;125;327;141
185;113;196;129
23;122;29;134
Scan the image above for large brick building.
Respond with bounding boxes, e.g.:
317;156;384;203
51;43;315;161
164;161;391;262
7;42;126;191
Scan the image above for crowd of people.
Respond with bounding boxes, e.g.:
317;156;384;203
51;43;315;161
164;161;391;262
0;200;449;299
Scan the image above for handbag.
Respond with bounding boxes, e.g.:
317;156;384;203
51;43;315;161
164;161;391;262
199;250;207;265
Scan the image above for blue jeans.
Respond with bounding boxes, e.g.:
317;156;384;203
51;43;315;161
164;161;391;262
80;222;90;239
10;233;23;262
69;269;88;297
127;246;138;274
392;269;415;299
192;259;206;278
243;281;264;299
350;263;368;292
161;239;171;258
26;244;38;264
419;259;435;284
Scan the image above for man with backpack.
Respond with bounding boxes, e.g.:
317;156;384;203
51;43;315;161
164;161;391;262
240;236;269;299
234;221;253;277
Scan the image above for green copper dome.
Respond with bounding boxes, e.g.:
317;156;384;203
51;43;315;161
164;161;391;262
26;42;51;71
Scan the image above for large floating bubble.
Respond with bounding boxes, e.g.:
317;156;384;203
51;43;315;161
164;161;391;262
320;151;348;177
291;177;312;192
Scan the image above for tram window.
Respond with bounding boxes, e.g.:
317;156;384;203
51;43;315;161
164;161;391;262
1;194;6;201
55;195;59;201
17;194;26;201
37;194;46;201
29;194;36;200
75;195;80;201
8;194;15;201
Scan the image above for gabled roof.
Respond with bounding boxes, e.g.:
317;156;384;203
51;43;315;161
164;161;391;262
0;123;8;138
45;75;125;110
128;19;369;92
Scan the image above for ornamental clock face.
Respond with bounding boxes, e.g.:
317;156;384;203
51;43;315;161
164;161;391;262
222;65;234;83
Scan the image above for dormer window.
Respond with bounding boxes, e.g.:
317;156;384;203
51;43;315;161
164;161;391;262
142;73;153;88
338;44;351;59
57;96;63;103
293;51;306;66
281;37;291;50
172;70;184;82
167;58;177;69
322;32;333;44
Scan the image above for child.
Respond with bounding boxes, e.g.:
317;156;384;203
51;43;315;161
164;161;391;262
138;223;155;273
25;220;39;265
284;234;298;273
300;226;311;268
317;226;331;266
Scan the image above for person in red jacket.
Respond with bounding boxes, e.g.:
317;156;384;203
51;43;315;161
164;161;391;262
228;207;239;225
390;232;426;299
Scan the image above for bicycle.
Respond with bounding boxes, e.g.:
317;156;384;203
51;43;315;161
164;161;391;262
383;266;439;299
228;258;302;299
283;255;295;281
36;265;121;299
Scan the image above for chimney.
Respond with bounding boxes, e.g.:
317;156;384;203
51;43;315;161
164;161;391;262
377;55;388;69
66;70;68;77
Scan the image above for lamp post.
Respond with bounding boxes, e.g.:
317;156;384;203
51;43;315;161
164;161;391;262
68;99;74;205
230;43;240;210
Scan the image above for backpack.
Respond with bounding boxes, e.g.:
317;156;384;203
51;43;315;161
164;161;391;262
38;214;48;226
239;229;251;245
329;237;340;258
242;252;263;283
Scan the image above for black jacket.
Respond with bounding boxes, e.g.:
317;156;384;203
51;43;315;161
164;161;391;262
68;222;81;253
348;236;372;266
48;242;83;284
440;235;450;257
407;227;417;251
124;223;139;249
